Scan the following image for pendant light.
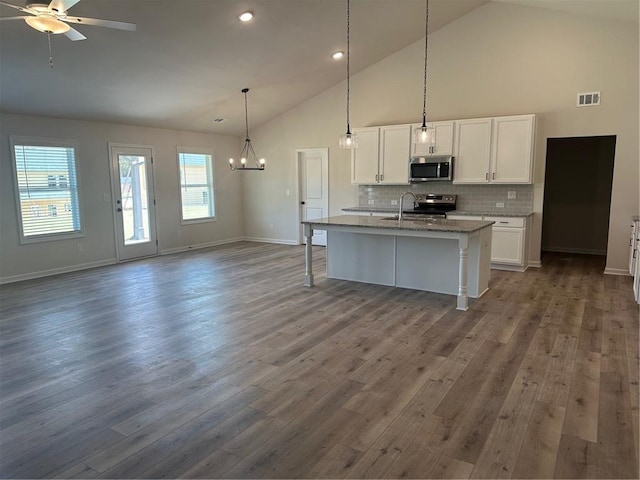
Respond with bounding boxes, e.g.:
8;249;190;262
229;88;266;171
338;0;357;149
413;0;435;149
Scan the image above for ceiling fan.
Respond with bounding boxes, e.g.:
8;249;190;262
0;0;136;41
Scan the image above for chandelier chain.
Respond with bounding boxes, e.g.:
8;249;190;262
422;0;429;124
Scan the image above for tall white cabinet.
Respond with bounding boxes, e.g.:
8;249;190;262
351;125;411;185
453;114;535;184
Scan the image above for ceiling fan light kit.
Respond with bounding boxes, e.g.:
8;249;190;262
25;13;69;33
0;0;136;39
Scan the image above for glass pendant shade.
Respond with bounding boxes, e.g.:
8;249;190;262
413;124;435;146
339;130;358;149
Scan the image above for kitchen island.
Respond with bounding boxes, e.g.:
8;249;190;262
302;215;494;310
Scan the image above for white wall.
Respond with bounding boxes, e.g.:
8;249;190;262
0;113;244;282
243;2;639;273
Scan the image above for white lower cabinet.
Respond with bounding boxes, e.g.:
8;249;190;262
448;214;530;271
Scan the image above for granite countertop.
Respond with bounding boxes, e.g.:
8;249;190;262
303;215;494;234
341;206;533;217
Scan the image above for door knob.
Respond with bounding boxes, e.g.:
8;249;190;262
117;208;122;212
301;201;306;205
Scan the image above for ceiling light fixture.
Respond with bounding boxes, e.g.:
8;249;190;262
331;51;344;60
338;0;357;149
413;0;435;148
229;88;265;171
25;15;70;34
239;11;253;22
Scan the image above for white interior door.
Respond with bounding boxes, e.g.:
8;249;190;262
109;144;158;261
298;148;329;246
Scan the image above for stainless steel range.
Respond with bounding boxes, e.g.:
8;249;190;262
405;193;456;219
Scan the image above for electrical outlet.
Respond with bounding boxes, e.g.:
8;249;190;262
507;191;517;199
368;200;375;205
391;200;398;205
496;202;505;208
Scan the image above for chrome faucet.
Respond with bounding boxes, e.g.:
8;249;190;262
398;192;416;221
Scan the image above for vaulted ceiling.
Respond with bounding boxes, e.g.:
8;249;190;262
0;0;636;135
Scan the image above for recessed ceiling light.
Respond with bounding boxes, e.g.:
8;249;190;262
239;11;253;22
331;51;344;60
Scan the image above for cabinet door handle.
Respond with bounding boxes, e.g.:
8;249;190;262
492;172;496;180
499;221;509;224
375;174;379;182
485;172;489;181
380;174;384;181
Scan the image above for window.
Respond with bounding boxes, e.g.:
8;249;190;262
10;136;82;242
177;147;215;222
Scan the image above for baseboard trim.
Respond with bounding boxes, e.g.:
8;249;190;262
160;237;245;256
528;260;542;268
603;267;631;277
0;259;117;285
242;236;299;246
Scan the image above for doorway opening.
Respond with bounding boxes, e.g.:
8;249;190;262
541;135;616;259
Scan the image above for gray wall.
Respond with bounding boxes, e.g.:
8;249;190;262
0;113;244;282
244;2;639;273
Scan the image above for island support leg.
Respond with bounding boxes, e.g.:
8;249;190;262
304;224;314;287
457;235;469;311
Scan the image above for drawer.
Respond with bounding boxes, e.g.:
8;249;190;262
484;216;525;228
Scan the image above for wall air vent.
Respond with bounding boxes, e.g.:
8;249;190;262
577;91;601;107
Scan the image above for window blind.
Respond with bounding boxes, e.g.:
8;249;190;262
13;144;81;238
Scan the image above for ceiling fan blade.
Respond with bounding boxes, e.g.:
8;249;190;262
48;0;81;13
64;25;86;41
0;15;29;20
0;1;32;14
65;16;136;31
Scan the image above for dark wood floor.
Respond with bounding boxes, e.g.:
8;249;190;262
0;242;638;479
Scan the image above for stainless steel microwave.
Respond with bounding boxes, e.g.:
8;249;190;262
409;155;454;182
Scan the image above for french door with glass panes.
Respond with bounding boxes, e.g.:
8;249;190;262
109;144;158;261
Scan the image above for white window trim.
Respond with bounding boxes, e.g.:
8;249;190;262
9;135;85;244
177;146;217;225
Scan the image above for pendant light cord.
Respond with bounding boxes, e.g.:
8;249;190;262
421;0;429;126
346;0;351;134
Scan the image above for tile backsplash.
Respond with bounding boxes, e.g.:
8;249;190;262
358;183;534;214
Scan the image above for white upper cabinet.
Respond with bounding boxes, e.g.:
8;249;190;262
491;115;535;183
351;125;410;185
453;118;493;184
453;114;535;184
351;127;379;184
411;121;455;157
